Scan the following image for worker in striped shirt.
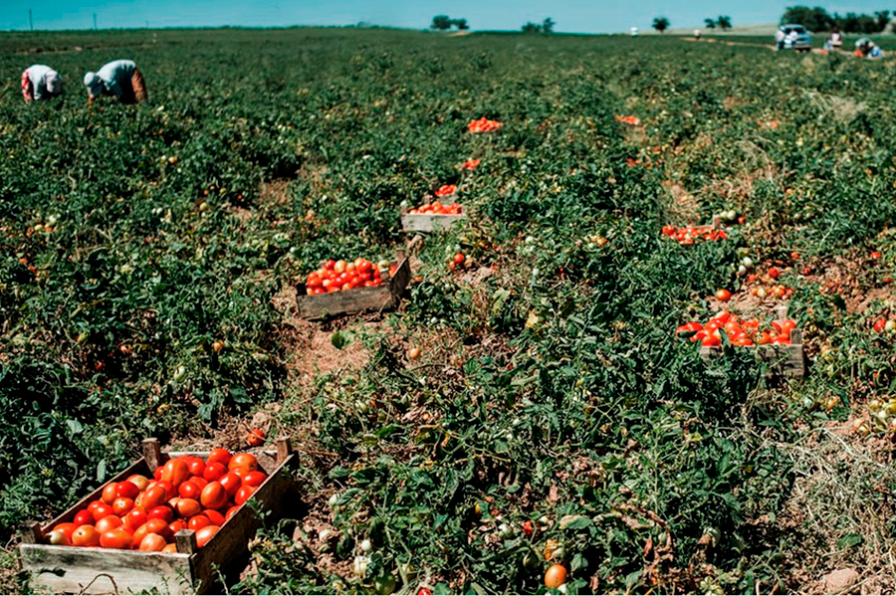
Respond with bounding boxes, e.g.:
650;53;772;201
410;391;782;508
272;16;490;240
83;59;148;106
21;64;64;103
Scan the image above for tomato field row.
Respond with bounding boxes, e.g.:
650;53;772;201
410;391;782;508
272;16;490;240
2;28;896;594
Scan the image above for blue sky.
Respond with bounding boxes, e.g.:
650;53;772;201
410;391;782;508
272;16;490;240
2;0;895;33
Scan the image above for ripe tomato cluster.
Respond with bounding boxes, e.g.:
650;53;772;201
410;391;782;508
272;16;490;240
448;252;465;272
872;318;896;333
45;448;266;552
745;270;794;300
467;117;502;133
615;114;641;126
304;258;386;295
407;201;462;215
677;311;797;347
662;225;727;244
434;184;457;198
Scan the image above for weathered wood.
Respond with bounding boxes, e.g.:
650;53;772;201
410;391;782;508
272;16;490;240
175;530;198;555
19;544;194;595
294;256;411;320
142;438;163;472
22;521;42;545
276;437;292;464
20;444;300;595
400;206;467;233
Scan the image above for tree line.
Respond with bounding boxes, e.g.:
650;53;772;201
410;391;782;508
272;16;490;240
431;16;556;34
781;6;892;33
651;16;731;33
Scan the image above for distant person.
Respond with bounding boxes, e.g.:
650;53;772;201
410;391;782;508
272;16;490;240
694;28;701;39
830;28;842;50
855;38;883;59
785;29;798;49
630;26;639;37
21;64;63;103
83;59;147;106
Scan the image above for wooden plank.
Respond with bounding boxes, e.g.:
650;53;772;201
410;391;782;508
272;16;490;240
19;545;194;595
294;256;410;320
400;207;466;233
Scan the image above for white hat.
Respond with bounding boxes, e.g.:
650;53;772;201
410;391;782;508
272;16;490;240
83;71;102;97
45;71;62;94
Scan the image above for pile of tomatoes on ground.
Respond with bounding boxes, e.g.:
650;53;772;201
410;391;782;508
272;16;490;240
407;201;462;215
303;258;389;295
661;225;727;245
677;311;797;347
467;117;502;133
743;267;794;300
43;448;267;551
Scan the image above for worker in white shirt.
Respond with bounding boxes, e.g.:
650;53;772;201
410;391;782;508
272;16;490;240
21;64;63;103
83;59;148;105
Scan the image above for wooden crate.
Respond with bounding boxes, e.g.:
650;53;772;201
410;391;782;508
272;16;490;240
699;307;806;378
294;252;411;320
19;438;299;595
400;206;466;233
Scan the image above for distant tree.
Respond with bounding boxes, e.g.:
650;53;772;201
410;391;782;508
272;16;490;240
451;18;469;30
542;18;555;33
875;10;891;32
704;18;717;29
781;6;833;32
522;22;542;33
431;15;452;30
652;16;670;33
717;15;732;30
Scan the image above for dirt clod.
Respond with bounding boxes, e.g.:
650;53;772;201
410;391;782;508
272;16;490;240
823;568;859;595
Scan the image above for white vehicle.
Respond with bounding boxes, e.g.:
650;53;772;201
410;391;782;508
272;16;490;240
630;26;639;37
775;24;812;52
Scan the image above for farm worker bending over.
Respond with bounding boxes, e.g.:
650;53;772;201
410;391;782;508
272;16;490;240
855;38;884;59
21;64;63;103
83;59;147;105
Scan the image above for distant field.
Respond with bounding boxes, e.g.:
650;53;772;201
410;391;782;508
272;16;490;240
3;28;896;595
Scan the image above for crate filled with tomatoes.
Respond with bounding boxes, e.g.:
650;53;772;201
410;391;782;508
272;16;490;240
677;307;806;377
18;437;298;595
400;201;467;233
295;252;410;320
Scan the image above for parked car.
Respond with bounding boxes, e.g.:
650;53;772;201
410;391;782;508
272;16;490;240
776;24;812;52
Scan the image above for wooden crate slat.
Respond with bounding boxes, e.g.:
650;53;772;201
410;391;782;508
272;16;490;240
20;443;299;595
295;256;410;320
400;207;466;233
19;545;194;595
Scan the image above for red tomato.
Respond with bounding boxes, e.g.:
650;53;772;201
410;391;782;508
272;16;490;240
715;289;732;302
178;481;200;500
242;471;268;488
203;462;227;482
768;267;780;279
225;505;240;520
161;459;191;488
219;472;242;497
246;429;265;447
101;483;119;505
127;474;150;491
99;529;132;549
148;506;174;523
71;525;100;547
234;485;255;506
186;457;206;478
177;499;202;519
228;453;258;474
112;498;134;517
195;525;220;548
874;318;886;333
188;515;211;531
207;448;232;467
204;509;225;526
138;533;167;552
95;515;123;534
123;509;148;531
73;510;93;527
168;519;187;536
53;522;77;541
91;503;114;523
116;481;140;500
200;481;229;510
133;519;171;546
